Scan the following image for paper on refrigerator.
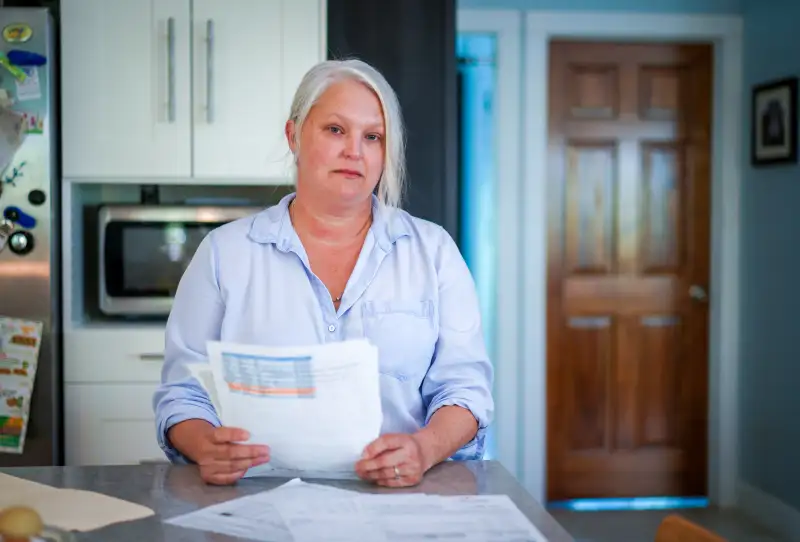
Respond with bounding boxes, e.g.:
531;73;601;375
191;339;383;479
0;316;43;454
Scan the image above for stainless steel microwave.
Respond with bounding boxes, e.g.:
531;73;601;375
98;204;262;317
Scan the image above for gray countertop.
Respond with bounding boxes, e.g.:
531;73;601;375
1;460;574;541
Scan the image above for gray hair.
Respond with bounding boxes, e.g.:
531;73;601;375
287;58;406;209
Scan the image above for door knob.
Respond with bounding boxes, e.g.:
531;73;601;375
689;284;708;302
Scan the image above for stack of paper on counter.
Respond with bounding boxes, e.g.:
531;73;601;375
187;339;383;480
165;478;550;542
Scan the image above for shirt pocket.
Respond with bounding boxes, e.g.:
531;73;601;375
361;300;437;381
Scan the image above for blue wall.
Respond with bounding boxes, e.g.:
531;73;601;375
457;0;742;14
738;0;800;512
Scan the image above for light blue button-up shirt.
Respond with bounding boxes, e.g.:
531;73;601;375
153;193;494;464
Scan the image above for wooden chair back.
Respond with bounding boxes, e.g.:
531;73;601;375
655;514;728;542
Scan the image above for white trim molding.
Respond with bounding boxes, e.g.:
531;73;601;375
521;12;743;506
456;9;524;480
737;481;800;542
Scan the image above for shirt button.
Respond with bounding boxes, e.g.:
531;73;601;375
328;324;336;332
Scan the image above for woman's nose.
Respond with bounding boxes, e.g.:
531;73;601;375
343;134;363;158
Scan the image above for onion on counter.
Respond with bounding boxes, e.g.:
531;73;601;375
0;505;44;542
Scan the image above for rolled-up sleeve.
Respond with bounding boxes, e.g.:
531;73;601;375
420;229;495;460
152;233;224;464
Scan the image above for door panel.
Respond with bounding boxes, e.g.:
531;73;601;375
546;41;712;500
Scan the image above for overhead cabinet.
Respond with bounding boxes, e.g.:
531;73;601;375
60;0;324;181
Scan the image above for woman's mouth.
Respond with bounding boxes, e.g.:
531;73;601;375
333;169;363;178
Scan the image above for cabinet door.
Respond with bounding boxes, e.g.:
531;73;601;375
64;383;165;466
60;0;192;178
64;328;166;383
192;0;288;181
281;0;325;156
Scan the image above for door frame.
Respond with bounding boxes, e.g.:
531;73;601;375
456;9;524;479
458;9;743;507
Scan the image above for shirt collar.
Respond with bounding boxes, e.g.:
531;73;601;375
247;192;410;252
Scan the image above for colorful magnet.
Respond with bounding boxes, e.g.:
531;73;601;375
3;206;36;229
3;161;26;186
7;50;46;66
2;23;32;44
21;112;42;134
0;52;26;81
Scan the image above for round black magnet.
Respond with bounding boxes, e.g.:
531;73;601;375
28;189;45;206
8;230;33;255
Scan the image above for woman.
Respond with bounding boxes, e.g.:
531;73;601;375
152;59;494;488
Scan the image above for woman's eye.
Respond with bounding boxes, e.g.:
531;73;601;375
328;126;342;134
366;133;382;141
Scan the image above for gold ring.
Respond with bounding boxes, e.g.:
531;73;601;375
393;465;400;479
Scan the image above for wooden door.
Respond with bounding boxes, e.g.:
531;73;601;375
546;41;712;500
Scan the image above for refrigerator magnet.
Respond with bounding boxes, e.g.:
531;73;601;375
7;50;46;66
3;206;36;229
2;23;32;43
0;52;26;81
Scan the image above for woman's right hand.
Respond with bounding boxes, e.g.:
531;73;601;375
194;426;270;485
168;421;270;485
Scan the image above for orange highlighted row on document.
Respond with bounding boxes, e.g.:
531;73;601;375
227;382;316;397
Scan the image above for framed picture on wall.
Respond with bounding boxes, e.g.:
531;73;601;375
751;76;798;166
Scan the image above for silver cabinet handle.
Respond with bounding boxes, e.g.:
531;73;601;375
167;17;175;123
139;353;165;361
206;19;215;123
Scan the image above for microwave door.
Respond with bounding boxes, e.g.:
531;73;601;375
97;205;262;318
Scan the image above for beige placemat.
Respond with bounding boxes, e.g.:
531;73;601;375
0;472;154;531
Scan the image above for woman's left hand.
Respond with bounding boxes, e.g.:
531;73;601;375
355;433;428;487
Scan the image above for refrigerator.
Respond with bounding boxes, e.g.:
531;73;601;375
0;8;61;467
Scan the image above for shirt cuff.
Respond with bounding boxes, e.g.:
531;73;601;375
156;402;222;464
425;397;489;460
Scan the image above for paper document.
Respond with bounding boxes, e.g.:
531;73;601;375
0;316;43;454
199;339;383;479
356;493;549;542
15;67;41;101
0;472;154;532
0;106;26;173
165;478;548;542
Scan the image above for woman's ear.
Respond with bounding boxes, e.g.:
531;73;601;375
285;119;298;155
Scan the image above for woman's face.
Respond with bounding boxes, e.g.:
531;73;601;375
287;79;386;208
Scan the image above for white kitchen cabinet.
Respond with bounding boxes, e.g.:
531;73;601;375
61;0;324;181
64;383;166;466
63;327;166;384
63;327;168;465
60;0;192;179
